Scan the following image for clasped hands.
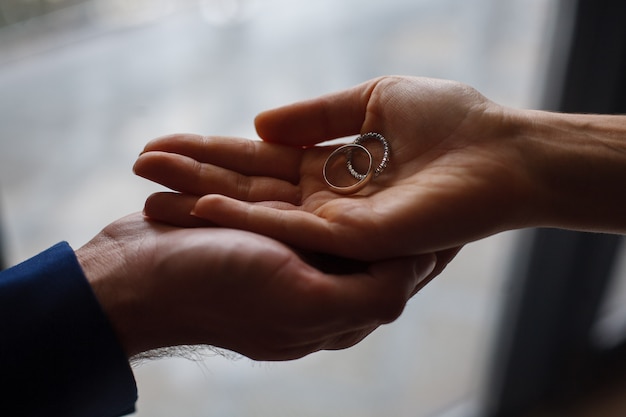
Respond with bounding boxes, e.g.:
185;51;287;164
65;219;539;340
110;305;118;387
87;76;535;362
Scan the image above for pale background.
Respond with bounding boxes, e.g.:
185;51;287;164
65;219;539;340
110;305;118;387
0;0;557;415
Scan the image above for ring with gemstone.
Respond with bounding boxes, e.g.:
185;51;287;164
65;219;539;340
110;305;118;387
346;132;390;180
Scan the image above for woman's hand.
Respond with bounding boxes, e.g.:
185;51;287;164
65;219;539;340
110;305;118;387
135;76;535;259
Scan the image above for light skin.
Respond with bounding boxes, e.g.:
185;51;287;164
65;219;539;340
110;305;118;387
76;212;440;361
133;75;626;261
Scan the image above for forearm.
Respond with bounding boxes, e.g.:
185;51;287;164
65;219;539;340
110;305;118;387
514;109;626;234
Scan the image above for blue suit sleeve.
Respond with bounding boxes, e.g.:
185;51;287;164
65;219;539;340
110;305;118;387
0;242;138;417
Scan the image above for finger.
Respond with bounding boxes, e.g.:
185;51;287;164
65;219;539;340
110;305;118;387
249;254;433;360
320;327;377;352
411;253;438;293
193;194;406;261
365;254;437;322
192;194;350;255
140;134;302;183
251;326;376;361
280;256;427;335
410;246;463;296
143;192;215;228
307;255;435;330
134;151;302;203
255;78;380;145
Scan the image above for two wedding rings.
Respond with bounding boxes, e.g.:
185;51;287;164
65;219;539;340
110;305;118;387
322;132;390;194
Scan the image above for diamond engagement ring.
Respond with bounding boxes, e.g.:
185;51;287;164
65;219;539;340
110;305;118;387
347;132;390;180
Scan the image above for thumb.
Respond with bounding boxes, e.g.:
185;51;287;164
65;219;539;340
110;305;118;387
369;253;437;298
411;253;438;295
254;80;378;145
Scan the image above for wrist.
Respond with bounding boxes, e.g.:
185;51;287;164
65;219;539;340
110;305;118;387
76;233;142;358
514;109;626;233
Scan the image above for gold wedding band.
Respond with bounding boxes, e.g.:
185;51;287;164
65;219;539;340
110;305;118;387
323;144;374;194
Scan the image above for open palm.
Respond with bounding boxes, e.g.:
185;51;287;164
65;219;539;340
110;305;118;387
134;76;532;260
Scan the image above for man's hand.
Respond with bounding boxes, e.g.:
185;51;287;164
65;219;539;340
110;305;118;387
76;212;439;361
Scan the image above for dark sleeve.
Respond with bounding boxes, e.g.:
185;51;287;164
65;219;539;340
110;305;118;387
0;242;138;417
